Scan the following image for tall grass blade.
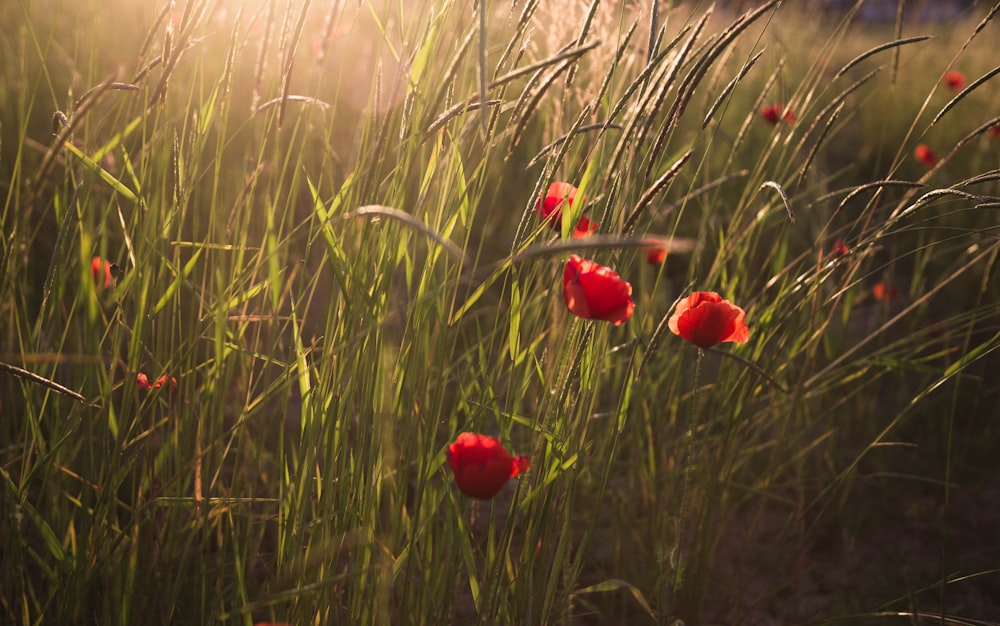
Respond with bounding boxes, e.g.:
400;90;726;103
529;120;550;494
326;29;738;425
832;35;929;80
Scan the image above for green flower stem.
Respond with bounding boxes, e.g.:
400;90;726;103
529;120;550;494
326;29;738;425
671;347;704;610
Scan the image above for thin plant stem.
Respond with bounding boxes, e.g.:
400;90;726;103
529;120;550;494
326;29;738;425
671;347;704;612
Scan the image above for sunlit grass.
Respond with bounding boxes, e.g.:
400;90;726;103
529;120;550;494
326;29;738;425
2;0;999;624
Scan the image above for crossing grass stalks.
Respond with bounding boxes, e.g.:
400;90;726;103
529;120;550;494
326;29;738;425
2;0;999;623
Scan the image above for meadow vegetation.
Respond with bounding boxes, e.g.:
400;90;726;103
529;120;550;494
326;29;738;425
1;0;999;623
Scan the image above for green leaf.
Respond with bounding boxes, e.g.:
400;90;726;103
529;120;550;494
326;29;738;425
572;579;655;619
942;331;1000;380
508;273;521;362
449;261;510;326
151;249;202;316
265;203;282;311
563;153;602;239
64;142;138;204
93;114;144;162
19;498;67;574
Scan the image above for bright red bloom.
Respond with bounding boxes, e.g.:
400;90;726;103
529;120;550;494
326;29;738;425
668;291;749;349
830;239;849;258
914;144;938;167
646;247;667;265
446;433;530;500
137;372;178;391
943;71;966;92
536;182;600;238
90;257;114;290
759;103;795;125
873;281;898;302
570;215;600;237
563;255;635;326
759;105;780;125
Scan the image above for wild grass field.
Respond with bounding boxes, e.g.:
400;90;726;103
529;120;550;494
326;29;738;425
2;0;999;624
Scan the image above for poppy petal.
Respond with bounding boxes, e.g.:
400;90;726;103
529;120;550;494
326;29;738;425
537;182;578;225
668;291;749;348
646;247;667;264
90;257;114;290
447;432;529;500
563;255;634;325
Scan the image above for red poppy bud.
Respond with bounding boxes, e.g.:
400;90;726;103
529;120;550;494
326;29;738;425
446;433;530;500
563;255;635;326
668;291;749;349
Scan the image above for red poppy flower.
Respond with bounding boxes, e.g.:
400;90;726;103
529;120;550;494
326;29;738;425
759;103;795;125
830;239;849;258
873;281;898;302
914;144;937;167
90;257;114;290
646;247;667;265
536;182;600;238
137;372;178;391
446;432;530;500
989;123;1000;139
563;255;635;326
668;291;749;349
943;71;966;92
